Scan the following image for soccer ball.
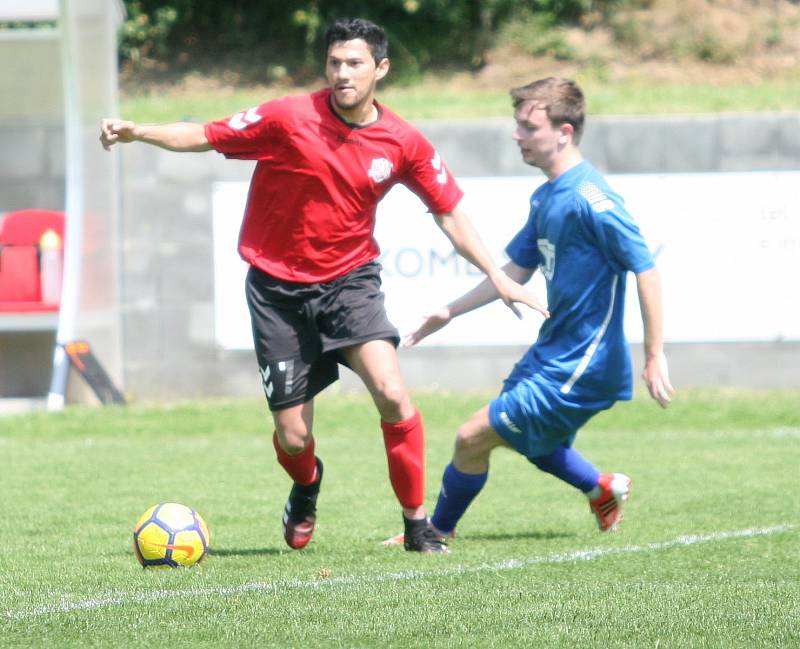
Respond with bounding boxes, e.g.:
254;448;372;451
132;503;210;568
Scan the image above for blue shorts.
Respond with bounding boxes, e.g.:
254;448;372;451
489;371;614;459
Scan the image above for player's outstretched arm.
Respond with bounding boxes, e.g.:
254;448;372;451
100;119;212;152
403;261;535;347
434;207;549;320
636;266;674;408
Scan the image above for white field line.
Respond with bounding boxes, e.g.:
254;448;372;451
3;524;793;620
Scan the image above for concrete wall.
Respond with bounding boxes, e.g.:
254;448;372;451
2;112;799;400
0;121;65;212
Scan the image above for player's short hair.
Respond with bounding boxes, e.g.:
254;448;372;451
324;18;388;63
510;77;586;144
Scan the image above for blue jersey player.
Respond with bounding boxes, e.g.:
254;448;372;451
404;77;674;542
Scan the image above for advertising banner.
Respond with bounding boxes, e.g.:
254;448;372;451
213;171;800;349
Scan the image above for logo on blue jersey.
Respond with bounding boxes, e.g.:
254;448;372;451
537;238;556;280
499;411;522;434
577;181;614;212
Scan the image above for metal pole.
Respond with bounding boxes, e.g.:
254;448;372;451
47;0;83;410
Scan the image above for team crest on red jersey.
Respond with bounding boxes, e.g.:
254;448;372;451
368;157;393;183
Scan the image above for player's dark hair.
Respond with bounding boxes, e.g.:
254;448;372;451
510;77;586;144
324;18;388;63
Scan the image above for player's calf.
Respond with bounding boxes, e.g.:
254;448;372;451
381;410;425;508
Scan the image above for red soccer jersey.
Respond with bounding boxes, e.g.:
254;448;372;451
204;88;463;283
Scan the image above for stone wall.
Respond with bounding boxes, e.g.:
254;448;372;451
2;112;798;400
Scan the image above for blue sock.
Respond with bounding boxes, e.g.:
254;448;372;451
529;446;599;493
430;463;488;534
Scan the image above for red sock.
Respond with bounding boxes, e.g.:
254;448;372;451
381;410;425;509
273;433;317;485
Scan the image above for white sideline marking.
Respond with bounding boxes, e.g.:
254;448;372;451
3;524;793;620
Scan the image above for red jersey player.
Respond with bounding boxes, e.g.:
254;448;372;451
101;17;547;553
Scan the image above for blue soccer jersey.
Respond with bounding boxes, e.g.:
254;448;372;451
505;160;654;404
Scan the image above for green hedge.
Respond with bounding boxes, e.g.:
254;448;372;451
120;0;637;80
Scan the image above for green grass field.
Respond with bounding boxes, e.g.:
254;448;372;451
120;76;800;124
1;390;798;648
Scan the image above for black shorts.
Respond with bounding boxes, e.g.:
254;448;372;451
245;261;400;411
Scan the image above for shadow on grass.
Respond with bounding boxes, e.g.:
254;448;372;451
209;546;284;557
377;529;575;545
463;529;574;543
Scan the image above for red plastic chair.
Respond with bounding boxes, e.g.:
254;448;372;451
0;246;39;302
0;209;65;311
0;209;65;245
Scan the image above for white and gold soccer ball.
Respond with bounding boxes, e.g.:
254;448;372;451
132;503;210;568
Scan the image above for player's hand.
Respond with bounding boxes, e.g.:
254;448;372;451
100;118;138;150
402;307;452;347
492;272;549;320
642;352;674;408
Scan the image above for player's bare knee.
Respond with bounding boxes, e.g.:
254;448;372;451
454;423;491;460
372;381;411;420
274;425;311;455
